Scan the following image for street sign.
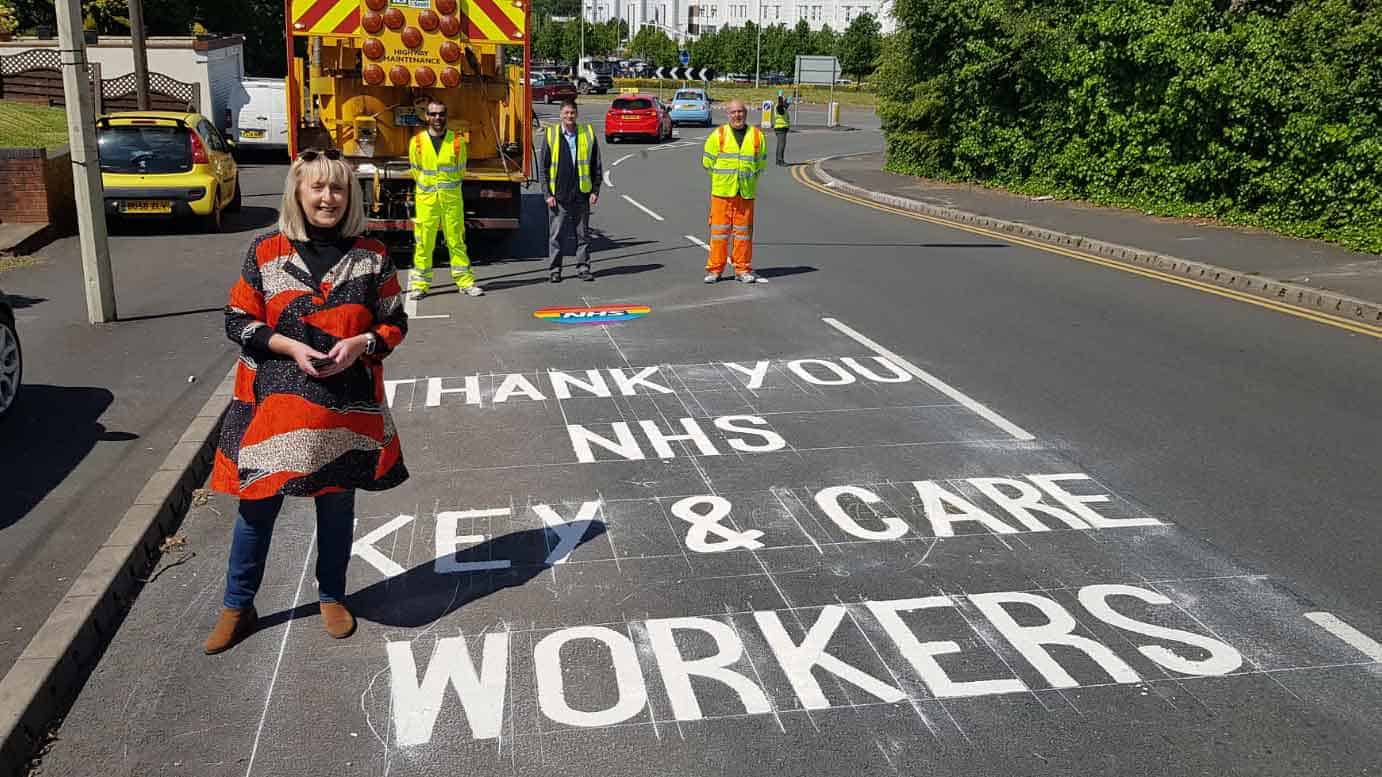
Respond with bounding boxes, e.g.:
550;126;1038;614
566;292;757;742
679;50;690;66
654;66;716;81
794;54;839;86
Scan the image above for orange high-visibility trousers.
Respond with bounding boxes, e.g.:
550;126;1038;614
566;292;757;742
707;195;755;275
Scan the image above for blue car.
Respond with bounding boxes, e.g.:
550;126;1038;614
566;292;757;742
668;88;712;127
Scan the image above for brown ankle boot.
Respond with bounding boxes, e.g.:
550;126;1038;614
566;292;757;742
204;607;257;655
320;602;356;639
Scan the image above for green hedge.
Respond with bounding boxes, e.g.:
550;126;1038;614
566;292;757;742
877;0;1382;252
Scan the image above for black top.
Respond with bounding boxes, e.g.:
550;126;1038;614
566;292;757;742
428;131;446;156
732;125;749;147
247;223;354;353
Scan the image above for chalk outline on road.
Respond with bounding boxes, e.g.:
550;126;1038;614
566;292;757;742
793;163;1382;341
822;317;1036;442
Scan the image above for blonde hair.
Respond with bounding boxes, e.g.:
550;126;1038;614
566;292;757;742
277;153;367;240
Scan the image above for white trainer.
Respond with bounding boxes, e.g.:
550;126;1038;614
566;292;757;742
462;285;485;297
736;272;758;283
703;273;719;284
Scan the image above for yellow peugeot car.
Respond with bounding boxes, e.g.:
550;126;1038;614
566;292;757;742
97;111;240;232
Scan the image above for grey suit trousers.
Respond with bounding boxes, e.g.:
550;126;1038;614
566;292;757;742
548;198;591;272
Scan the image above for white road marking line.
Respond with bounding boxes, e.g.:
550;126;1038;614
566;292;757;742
621;194;664;221
412;314;450;320
613;153;634;167
603;170;613;188
244;526;319;777
403;270;418;317
821;317;1037;442
685;235;710;249
1305;612;1382;661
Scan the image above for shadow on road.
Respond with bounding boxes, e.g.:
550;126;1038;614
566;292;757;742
256;523;607;630
0;385;126;531
107;206;279;238
757;265;817;279
4;293;47;310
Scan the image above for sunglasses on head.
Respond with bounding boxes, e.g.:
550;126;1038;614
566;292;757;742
297;148;342;162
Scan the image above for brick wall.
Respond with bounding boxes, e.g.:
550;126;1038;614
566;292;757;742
0;146;74;229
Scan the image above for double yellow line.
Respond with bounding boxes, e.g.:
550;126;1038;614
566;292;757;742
792;163;1382;340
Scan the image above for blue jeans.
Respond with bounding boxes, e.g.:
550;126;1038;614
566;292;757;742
222;491;355;610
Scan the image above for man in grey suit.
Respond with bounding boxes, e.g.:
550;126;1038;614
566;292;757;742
538;100;603;282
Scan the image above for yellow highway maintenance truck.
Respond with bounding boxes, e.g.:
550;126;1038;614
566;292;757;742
284;0;531;251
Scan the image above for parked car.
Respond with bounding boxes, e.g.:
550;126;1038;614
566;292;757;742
0;286;20;422
230;77;289;153
97;111;241;233
530;74;578;105
668;88;712;127
605;94;672;143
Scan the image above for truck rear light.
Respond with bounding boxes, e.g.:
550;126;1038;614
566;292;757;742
189;131;209;164
365;0;386;9
363;38;384;59
414;66;436;87
362;12;383;33
441;67;461;87
401;26;422;48
383;7;404;29
418;10;439;31
389;65;410;86
364;64;385;85
479;189;512;199
436;0;457;13
440;40;461;62
439;14;461;36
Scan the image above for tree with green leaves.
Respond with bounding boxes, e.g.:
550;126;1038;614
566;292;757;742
838;12;880;82
629;24;677;68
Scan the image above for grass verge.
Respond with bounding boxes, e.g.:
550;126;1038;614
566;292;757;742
0;102;69;150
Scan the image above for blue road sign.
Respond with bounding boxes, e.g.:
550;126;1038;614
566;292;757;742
679;50;690;66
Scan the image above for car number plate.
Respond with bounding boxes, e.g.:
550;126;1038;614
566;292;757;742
622;113;638;119
240;128;266;138
122;200;172;214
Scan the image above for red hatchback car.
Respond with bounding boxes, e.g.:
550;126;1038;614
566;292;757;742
604;94;672;143
531;74;578;105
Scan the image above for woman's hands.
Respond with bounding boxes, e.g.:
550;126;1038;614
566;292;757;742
270;333;370;379
320;335;370;377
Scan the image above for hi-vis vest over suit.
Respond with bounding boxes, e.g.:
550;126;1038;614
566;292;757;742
409;129;474;291
702;124;768;276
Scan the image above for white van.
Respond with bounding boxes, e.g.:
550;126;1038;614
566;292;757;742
230;77;289;153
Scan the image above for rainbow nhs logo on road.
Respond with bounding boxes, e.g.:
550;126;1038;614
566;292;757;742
533;304;651;324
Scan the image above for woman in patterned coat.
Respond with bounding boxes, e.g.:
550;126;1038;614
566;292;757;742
204;150;409;655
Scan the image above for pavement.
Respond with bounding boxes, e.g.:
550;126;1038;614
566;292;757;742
820;152;1382;310
0;224;49;257
8;118;1382;776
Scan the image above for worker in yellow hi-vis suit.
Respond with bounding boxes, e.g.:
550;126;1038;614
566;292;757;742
409;98;483;298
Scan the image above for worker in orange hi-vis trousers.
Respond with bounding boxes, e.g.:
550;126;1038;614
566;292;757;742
701;99;769;284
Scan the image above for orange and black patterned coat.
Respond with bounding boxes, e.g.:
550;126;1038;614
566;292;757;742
213;232;409;499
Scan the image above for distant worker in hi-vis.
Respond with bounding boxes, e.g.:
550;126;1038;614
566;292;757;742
409;98;483;298
773;93;791;166
702;99;768;284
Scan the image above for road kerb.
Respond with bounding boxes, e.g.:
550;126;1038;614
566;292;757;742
807;157;1382;329
0;363;236;776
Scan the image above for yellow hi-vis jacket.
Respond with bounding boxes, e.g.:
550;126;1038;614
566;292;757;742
702;124;767;200
409;130;466;201
773;103;790;130
545;124;595;195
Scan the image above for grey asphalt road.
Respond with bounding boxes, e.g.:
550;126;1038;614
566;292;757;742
27;119;1382;776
